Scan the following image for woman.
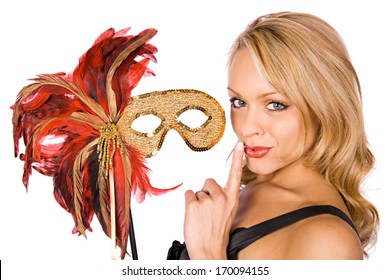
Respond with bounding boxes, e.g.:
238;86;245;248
168;11;379;260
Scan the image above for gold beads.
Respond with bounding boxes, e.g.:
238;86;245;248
97;123;124;177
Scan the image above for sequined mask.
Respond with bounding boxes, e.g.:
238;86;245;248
117;89;226;157
12;27;227;260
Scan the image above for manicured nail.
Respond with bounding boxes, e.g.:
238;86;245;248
236;141;244;152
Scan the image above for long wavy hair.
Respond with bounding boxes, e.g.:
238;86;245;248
229;12;379;256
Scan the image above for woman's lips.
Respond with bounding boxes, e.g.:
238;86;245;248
244;145;271;158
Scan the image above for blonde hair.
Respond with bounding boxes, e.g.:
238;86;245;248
229;12;379;255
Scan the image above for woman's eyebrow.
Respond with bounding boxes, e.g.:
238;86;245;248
227;86;279;98
227;87;242;97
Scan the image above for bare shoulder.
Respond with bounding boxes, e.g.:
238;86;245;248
287;214;363;259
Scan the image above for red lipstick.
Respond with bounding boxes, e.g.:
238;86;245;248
244;145;271;158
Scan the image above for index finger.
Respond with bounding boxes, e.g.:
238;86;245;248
225;141;244;194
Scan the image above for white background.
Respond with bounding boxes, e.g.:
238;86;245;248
0;0;388;279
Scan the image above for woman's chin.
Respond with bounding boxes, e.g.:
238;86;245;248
246;163;274;177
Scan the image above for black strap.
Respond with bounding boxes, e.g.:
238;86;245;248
227;205;358;259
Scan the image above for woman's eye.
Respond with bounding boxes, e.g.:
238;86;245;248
230;98;246;108
266;101;288;111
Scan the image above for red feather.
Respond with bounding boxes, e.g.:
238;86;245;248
113;149;131;259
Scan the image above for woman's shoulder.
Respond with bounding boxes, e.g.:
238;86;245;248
286;213;363;259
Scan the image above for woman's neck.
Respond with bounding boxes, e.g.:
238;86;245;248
253;159;322;189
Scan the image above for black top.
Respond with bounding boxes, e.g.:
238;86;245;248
167;205;358;260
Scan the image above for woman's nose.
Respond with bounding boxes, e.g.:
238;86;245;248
240;108;265;138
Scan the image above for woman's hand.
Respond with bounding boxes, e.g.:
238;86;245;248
183;142;244;259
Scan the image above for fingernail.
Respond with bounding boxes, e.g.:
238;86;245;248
236;141;244;152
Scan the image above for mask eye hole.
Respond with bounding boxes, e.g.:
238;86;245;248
131;114;162;135
178;109;209;129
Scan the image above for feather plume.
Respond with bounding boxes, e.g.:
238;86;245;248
12;27;178;258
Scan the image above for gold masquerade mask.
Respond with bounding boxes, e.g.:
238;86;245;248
12;27;226;260
118;89;225;158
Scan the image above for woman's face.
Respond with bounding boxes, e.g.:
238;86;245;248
228;48;318;176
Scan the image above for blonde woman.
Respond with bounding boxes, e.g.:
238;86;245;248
167;12;379;260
